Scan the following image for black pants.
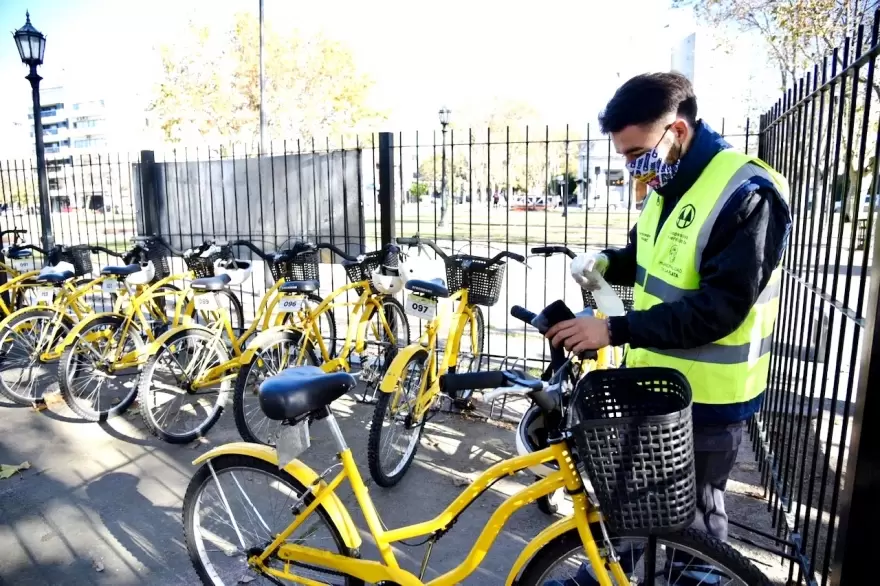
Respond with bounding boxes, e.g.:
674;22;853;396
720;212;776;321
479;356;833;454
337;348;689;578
692;421;744;542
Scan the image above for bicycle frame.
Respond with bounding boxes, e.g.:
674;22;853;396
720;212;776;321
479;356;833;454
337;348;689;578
379;289;480;421
50;271;196;365
0;268;48;315
197;433;627;586
294;279;400;373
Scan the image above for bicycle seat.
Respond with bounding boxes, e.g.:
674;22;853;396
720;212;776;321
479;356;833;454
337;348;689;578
101;264;141;276
259;366;357;421
279;280;319;293
191;273;231;291
36;270;74;284
405;278;448;298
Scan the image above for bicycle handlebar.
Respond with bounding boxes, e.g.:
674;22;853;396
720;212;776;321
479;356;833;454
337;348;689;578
396;236;450;260
531;245;577;259
90;245;126;259
1;229;27;237
17;244;48;255
229;239;272;262
488;250;526;266
314;242;358;262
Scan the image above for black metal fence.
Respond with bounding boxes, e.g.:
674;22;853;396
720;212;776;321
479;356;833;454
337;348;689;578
754;14;880;586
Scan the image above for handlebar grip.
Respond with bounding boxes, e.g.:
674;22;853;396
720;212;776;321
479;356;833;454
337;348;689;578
441;370;507;394
506;252;525;263
530;246;576;258
396;237;419;246
510;305;537;326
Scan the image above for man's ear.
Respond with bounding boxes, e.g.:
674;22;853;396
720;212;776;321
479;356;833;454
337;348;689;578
670;118;690;143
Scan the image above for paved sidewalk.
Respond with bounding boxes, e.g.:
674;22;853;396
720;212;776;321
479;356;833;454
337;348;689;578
0;391;788;585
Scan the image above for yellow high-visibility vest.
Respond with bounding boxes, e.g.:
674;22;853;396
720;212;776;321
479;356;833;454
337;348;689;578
627;149;788;405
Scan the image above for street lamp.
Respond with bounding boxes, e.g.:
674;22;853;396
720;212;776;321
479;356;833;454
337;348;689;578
13;12;53;249
438;107;451;227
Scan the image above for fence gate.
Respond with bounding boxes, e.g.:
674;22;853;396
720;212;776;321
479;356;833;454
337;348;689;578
752;14;880;586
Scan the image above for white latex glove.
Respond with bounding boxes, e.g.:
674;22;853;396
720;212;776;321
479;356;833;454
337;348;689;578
570;252;609;292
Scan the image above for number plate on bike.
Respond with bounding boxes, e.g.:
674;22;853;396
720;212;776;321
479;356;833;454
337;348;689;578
194;292;220;311
11;258;33;272
277;295;304;313
276;420;311;467
102;279;120;293
34;287;56;303
405;294;437;320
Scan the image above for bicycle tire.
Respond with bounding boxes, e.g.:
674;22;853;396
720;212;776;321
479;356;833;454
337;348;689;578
192;289;244;342
57;314;142;422
0;309;75;405
452;304;485;407
516;526;773;586
283;293;337;359
138;327;231;444
367;348;429;487
362;296;411;379
183;454;364;586
233;329;320;445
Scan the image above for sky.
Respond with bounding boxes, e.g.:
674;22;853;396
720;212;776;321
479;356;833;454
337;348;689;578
0;0;780;146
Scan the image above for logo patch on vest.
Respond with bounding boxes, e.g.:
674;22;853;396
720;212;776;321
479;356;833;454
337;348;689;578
676;204;696;229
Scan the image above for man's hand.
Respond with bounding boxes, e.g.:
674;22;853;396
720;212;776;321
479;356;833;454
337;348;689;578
546;316;611;353
570;252;609;291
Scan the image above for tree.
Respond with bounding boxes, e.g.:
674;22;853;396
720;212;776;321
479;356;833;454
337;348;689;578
150;13;385;146
682;0;880;220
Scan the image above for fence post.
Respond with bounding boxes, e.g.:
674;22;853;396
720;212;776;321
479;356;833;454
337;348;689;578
138;150;161;236
378;132;395;245
831;220;880;584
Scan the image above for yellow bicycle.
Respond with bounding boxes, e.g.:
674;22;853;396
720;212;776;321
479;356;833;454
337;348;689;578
368;235;524;487
52;236;218;420
181;338;772;585
232;241;411;445
0;229;45;315
135;239;337;444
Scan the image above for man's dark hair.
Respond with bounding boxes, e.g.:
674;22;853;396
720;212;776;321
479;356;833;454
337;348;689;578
598;72;698;133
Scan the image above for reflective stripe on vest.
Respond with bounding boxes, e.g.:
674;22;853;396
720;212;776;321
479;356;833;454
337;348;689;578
628;149;788;406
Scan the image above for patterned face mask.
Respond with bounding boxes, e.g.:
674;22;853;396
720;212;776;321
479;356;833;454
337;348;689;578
625;126;680;189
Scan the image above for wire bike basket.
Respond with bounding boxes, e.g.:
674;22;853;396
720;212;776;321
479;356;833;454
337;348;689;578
58;245;93;277
185;245;232;278
344;250;399;296
270;247;320;284
445;255;506;307
570;366;696;534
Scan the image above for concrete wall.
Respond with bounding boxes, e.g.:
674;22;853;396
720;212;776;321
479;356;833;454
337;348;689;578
134;149;364;258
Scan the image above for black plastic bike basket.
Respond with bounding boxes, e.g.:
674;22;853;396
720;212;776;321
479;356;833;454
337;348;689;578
125;240;170;283
270;250;320;283
344;249;399;295
185;246;231;279
61;245;93;277
445;255;506;306
582;285;634;313
570;367;696;534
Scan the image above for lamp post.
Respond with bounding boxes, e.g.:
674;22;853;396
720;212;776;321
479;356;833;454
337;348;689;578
438;107;451;227
13;12;53;250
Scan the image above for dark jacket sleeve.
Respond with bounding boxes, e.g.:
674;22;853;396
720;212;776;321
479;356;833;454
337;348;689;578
608;181;791;349
601;224;638;287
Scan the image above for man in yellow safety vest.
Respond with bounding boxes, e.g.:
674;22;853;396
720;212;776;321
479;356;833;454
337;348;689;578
547;72;791;571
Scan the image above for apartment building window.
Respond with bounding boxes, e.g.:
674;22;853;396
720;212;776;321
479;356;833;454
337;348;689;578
73;138;106;148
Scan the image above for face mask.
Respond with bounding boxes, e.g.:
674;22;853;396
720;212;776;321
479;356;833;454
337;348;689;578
626;126;680;189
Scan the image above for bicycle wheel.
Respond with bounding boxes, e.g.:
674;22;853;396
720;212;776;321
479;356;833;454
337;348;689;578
183;455;363;586
358;297;410;387
0;309;73;405
233;329;319;445
452;305;485;407
283;293;337;359
138;327;231;443
367;348;428;487
57;314;143;421
516;526;772;586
